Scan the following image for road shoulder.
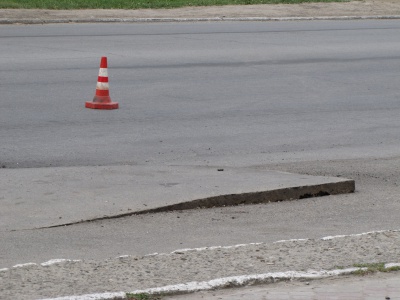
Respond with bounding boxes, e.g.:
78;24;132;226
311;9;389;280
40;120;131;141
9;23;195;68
1;0;400;24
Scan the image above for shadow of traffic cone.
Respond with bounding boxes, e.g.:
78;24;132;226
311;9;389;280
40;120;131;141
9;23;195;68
85;57;119;110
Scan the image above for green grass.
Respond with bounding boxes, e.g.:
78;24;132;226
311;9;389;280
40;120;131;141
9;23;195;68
0;0;348;10
352;262;400;276
126;293;163;300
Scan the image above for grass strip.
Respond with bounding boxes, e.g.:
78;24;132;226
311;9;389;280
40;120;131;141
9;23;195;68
0;0;348;10
126;293;163;300
352;262;400;276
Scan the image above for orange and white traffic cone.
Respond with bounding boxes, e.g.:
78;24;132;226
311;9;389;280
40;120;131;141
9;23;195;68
85;57;119;110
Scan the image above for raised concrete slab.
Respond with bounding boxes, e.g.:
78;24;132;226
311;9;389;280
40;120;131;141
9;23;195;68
0;165;354;231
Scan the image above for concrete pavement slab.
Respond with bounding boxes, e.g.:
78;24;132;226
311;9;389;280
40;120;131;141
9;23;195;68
0;165;354;230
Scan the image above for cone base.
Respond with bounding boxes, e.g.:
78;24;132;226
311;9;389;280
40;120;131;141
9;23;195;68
85;101;119;110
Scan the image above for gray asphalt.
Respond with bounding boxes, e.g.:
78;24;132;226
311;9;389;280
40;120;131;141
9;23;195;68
1;20;400;268
1;20;400;168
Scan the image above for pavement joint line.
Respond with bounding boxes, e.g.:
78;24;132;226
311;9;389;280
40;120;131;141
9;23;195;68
1;15;400;25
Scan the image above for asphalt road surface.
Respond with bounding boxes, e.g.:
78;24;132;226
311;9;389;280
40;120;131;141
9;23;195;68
1;20;400;267
1;20;400;168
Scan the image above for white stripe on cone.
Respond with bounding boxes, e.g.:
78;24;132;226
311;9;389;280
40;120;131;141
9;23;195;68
96;82;109;90
98;68;108;77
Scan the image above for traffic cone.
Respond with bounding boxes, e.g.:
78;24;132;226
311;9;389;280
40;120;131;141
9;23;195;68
85;57;119;110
